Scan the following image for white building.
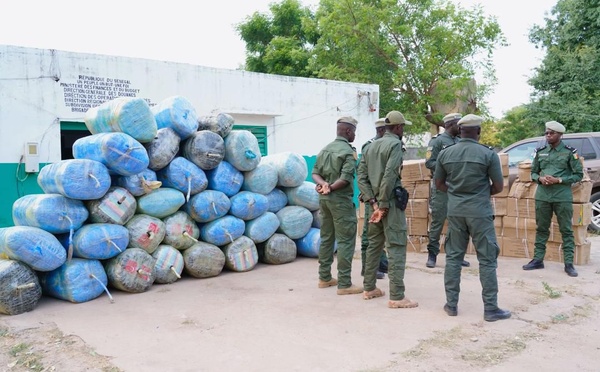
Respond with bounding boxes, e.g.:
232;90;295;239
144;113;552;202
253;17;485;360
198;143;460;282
0;45;380;227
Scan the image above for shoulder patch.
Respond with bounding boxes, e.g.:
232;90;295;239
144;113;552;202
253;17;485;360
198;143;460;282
534;145;547;153
564;144;577;153
442;143;455;150
478;143;493;150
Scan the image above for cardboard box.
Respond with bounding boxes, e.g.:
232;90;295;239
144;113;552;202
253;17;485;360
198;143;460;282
405;181;431;199
506;197;536;219
550;203;593;226
572;180;593;203
402;159;431;182
407;217;429;236
492;197;507;216
498;153;509;177
501;236;534;258
509;181;537;199
517;160;532;182
407;236;428;253
543;240;591;265
405;198;429;219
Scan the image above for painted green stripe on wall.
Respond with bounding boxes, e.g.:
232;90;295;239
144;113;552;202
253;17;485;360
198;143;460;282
0;163;46;228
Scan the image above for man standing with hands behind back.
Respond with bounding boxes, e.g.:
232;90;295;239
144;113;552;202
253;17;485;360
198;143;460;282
312;116;363;295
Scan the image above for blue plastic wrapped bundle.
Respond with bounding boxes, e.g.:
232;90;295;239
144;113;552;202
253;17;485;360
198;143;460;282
265;188;288;213
38;159;111;200
262;152;308;187
222;236;258;272
0;226;66;272
115;169;162;196
162;211;200;250
73;132;150;176
156;157;208;200
229;191;269;221
204;160;243;197
312;210;322;228
84;97;158;143
223;130;261;171
295;227;324;258
152;96;199;140
241;161;278;195
284;181;320;211
197;112;234;138
0;259;42;315
244;212;280;243
182;130;225;170
12;194;89;234
183;190;231;223
125;214;166;254
144;128;181;171
86;186;137;225
152;245;184;284
200;215;245;246
182;242;226;278
257;233;297;264
104;248;156;293
39;258;109;303
70;223;129;260
275;206;313;240
136;188;186;219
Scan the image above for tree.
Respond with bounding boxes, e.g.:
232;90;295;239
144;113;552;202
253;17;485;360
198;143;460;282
495;105;543;148
528;0;600;133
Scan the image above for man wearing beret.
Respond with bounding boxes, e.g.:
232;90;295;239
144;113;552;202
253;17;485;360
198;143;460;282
424;112;470;268
358;111;418;308
523;121;584;277
360;117;389;280
435;114;510;321
313;116;363;295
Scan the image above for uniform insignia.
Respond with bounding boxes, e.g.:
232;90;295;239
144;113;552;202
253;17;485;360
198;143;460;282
425;146;432;159
564;144;579;159
442;144;455;150
534;145;547;153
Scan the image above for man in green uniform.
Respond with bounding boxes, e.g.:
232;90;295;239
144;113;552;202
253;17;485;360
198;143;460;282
313;116;363;295
358;111;418;309
424;112;469;268
435;114;510;322
522;121;584;277
360;117;388;280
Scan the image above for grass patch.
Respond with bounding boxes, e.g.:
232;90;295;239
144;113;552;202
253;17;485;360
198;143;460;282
402;326;465;359
460;332;538;367
9;342;30;357
542;282;561;299
0;326;9;337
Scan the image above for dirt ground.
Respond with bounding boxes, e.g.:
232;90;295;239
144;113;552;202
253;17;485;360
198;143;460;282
1;235;600;372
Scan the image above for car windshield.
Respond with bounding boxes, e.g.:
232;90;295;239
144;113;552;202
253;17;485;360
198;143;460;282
504;141;539;167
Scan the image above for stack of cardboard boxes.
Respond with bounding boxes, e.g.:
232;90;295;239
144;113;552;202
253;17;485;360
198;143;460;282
402;160;432;252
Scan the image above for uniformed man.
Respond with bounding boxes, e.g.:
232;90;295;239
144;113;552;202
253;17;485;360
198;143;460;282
424;112;470;268
522;121;584;277
357;110;418;309
360;117;389;280
313;116;363;295
435;114;511;322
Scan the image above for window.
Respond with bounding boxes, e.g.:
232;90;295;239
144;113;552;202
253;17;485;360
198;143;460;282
60;122;91;160
563;138;596;160
503;141;539;167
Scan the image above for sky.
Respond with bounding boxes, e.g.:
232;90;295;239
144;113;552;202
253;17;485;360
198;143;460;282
0;0;558;118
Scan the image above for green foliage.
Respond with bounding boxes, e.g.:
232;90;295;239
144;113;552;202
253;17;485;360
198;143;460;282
496;105;545;147
542;281;562;299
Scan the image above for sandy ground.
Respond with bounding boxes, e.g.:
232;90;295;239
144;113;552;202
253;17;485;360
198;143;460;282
1;236;600;372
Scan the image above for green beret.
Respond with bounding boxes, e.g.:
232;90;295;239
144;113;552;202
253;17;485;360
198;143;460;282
337;116;358;128
443;112;462;124
458;114;483;127
385;111;412;126
545;121;565;133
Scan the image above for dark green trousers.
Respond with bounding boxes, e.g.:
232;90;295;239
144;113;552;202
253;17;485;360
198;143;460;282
360;202;388;275
318;199;357;288
426;187;448;255
534;200;574;263
445;215;500;311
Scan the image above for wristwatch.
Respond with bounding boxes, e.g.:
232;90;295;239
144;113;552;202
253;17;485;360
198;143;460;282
558;178;563;184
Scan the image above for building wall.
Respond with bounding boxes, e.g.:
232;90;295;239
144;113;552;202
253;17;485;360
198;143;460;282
0;45;379;227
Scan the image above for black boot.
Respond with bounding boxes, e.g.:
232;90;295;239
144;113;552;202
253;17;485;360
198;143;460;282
426;252;437;268
461;260;470;267
443;304;457;316
522;259;544;270
564;263;578;277
484;308;512;322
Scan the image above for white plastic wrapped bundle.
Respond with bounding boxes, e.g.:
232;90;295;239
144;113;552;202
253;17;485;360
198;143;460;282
182;130;225;170
73;132;150;176
241;161;278;195
295;227;324;258
144;128;181;171
257;233;297;264
262;152;308;187
125;214;166;254
0;226;66;272
136;188;186;219
197;112;234;138
283;181;320;211
183;190;231;223
200;215;245;246
12;194;89;234
162;211;200;250
115;169;162;196
40;258;110;303
38;159;111;200
84;97;158;143
312;210;322;228
222;236;258;272
244;212;280;243
0;259;42;315
182;242;226;278
104;248;156;293
156;157;208;199
224;130;261;171
152;95;199;140
265;188;288;213
71;223;129;260
152;245;184;284
87;186;137;225
229;191;269;221
205;161;243;197
275;206;313;239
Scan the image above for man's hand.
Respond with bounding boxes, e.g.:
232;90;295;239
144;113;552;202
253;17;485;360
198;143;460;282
540;175;560;185
316;183;331;195
369;207;388;223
